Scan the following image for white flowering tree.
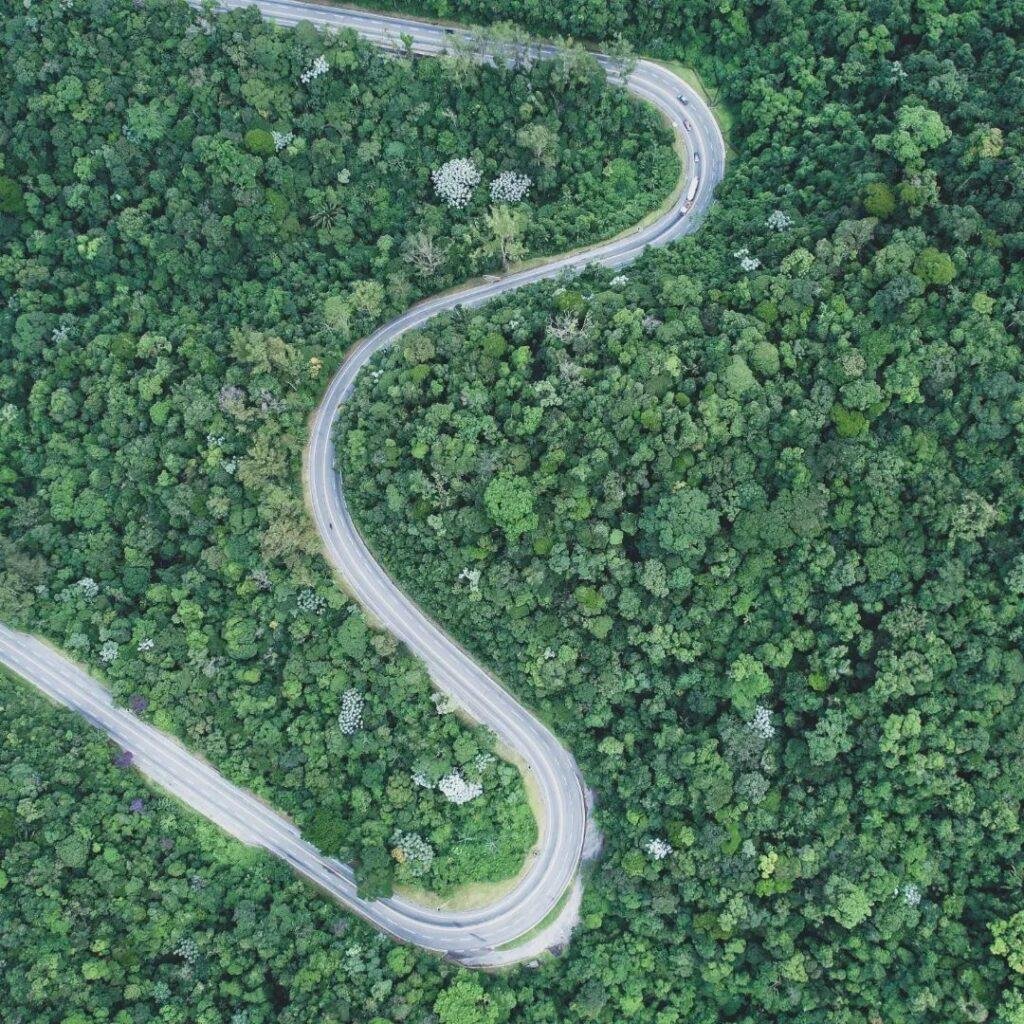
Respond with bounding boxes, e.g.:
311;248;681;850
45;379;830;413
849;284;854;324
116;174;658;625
391;830;434;877
766;208;794;231
300;55;329;86
748;705;775;740
296;588;326;615
489;171;532;203
431;691;457;715
645;837;673;860
438;769;482;805
546;310;593;345
457;566;481;594
733;247;762;271
337;689;364;735
175;938;200;965
431;158;481;208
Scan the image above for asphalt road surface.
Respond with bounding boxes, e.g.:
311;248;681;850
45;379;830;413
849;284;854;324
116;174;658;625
1;0;725;966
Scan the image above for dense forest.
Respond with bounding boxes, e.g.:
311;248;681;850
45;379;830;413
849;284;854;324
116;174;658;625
339;0;1024;1021
3;0;1024;1021
1;674;518;1022
0;0;675;900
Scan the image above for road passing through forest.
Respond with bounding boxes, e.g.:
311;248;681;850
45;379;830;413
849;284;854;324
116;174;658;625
1;0;725;965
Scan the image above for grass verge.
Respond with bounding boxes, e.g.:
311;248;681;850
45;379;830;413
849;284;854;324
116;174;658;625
396;741;545;911
496;880;575;951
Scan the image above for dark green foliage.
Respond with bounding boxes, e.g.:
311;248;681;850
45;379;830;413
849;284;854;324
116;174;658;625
0;173;26;216
4;0;1024;1019
0;0;672;899
0;676;519;1022
338;0;1024;1019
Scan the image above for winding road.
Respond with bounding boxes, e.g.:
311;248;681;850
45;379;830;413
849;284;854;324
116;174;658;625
0;0;724;966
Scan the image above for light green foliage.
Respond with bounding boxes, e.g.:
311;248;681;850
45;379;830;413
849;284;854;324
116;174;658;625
914;246;956;285
243;126;276;156
725;654;772;717
484;474;538;540
434;979;511;1024
874;104;951;168
864;180;896;217
750;340;779;376
993;914;1024;975
825;875;874;930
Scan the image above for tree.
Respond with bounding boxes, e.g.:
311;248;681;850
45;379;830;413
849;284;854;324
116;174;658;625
483;474;538;540
725;655;771;716
243;127;275;156
642;487;718;562
434;979;508;1024
0;174;26;216
863;181;896;217
478;205;529;268
403;229;449;277
873;104;951;169
992;912;1024;975
825;876;874;930
516;123;559;169
913;246;956;285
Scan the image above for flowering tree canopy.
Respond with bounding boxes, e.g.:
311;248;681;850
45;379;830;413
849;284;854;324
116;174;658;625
489;171;532;203
337;689;365;735
432;158;481;208
300;55;329;85
645;837;673;860
437;770;483;805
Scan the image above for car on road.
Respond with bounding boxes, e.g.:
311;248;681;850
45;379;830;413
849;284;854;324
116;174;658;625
694;152;701;164
677;93;688;104
683;118;692;131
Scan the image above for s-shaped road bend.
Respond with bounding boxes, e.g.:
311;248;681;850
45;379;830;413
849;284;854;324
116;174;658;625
0;1;725;967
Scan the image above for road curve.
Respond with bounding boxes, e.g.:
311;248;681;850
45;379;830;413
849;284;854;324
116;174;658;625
1;1;725;966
